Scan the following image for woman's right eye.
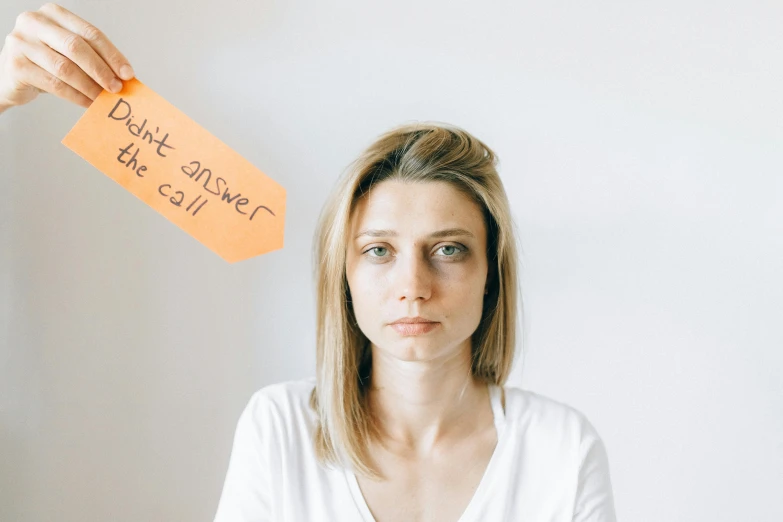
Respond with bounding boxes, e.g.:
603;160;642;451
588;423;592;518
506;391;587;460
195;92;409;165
365;247;388;257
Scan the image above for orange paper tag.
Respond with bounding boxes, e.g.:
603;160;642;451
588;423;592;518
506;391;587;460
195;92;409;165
62;77;285;263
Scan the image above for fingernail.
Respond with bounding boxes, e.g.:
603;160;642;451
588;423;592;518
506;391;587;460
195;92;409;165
119;64;134;80
110;79;123;93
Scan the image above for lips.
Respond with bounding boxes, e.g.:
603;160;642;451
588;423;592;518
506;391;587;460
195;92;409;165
390;316;435;324
390;321;439;336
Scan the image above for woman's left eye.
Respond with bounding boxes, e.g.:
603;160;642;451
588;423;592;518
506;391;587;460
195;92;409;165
437;245;464;257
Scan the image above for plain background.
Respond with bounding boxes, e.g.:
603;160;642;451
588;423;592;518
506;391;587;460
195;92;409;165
1;0;781;520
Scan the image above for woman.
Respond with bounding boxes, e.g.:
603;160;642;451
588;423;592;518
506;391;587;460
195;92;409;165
1;5;617;521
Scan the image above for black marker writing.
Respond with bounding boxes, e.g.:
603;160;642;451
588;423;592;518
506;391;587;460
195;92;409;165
117;142;148;177
181;160;275;221
158;184;208;216
108;98;176;158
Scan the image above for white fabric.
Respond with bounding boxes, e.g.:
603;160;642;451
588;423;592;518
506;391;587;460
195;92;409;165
213;377;617;521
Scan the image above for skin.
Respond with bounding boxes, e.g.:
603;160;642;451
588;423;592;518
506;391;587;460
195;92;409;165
0;3;134;114
346;179;499;521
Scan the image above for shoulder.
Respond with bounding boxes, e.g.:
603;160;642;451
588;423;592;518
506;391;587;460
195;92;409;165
501;385;606;460
238;376;318;437
250;376;317;410
498;386;617;519
503;385;599;432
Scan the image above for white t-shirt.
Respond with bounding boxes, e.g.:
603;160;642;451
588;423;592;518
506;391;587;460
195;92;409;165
213;377;617;521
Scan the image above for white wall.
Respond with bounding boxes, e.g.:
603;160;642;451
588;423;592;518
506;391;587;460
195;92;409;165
1;1;781;520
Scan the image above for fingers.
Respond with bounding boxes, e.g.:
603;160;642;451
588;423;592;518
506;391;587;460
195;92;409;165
10;44;92;107
38;3;134;81
15;10;122;95
12;32;102;102
0;3;135;111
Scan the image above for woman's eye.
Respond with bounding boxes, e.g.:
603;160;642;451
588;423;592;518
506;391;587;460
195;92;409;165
367;247;388;257
438;245;464;257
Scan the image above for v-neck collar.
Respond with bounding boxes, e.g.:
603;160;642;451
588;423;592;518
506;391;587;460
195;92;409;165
343;383;508;522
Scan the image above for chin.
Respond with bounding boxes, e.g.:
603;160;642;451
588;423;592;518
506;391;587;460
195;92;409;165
378;337;456;363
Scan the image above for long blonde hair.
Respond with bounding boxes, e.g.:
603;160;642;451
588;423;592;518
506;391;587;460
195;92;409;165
309;121;523;479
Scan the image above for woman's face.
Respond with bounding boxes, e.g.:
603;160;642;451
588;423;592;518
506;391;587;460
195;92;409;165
346;179;489;363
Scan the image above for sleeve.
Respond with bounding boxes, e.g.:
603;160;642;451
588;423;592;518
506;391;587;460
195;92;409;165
572;418;618;522
213;391;277;522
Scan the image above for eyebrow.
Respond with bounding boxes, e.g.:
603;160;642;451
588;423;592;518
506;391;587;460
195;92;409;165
354;228;476;240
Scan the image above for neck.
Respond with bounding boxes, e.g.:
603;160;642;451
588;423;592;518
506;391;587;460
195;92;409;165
366;340;491;456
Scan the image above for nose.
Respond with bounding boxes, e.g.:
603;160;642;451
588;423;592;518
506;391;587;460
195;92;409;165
394;250;432;302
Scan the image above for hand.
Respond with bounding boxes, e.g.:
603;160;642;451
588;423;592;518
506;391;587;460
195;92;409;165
0;2;134;112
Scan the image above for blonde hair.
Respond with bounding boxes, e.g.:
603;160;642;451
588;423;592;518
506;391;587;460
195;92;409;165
309;121;523;479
